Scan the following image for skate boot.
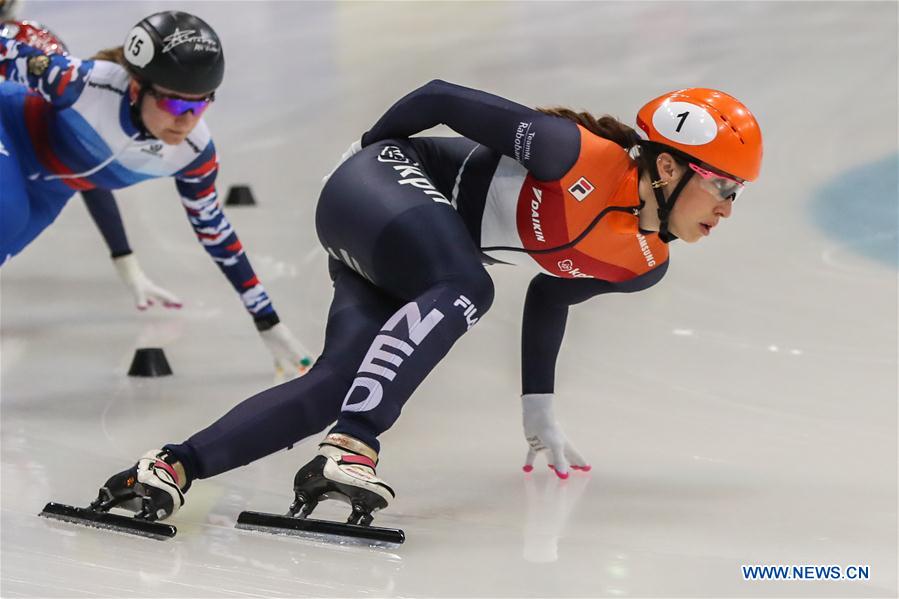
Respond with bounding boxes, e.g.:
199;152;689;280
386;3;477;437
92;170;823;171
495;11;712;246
289;433;395;526
40;449;188;540
92;449;187;521
235;434;404;544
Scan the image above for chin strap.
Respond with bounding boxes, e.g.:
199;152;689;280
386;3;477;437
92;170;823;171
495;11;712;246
649;160;694;243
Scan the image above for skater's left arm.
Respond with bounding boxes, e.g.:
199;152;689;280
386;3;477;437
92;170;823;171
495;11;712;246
361;79;580;181
519;264;668;477
0;37;90;108
174;142;313;380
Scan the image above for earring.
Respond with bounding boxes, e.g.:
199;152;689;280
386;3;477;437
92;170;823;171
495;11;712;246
651;179;669;189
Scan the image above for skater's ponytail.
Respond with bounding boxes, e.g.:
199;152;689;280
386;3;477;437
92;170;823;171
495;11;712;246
537;106;690;177
537;107;641;151
92;46;157;85
91;47;133;73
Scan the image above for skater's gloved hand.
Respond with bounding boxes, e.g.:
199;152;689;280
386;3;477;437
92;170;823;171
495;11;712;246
258;322;314;383
321;139;362;184
113;253;182;311
522;393;591;479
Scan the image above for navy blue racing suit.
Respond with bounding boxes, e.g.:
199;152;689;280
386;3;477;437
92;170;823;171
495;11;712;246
166;81;668;480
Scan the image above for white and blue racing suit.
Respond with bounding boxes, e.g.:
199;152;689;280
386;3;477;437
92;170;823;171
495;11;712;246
0;37;277;322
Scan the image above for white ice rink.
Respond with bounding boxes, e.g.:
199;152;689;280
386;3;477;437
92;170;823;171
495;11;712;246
1;1;897;597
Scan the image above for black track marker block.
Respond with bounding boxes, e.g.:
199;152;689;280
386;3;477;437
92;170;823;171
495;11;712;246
225;185;256;206
128;347;173;377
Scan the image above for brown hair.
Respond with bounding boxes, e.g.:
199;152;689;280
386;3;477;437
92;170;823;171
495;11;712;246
537;107;640;150
91;46;141;80
91;46;125;65
537;106;686;175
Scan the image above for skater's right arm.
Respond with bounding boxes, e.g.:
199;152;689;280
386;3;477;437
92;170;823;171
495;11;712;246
519;266;668;477
0;37;91;108
361;80;582;181
82;189;133;259
82;189;183;310
521;266;668;394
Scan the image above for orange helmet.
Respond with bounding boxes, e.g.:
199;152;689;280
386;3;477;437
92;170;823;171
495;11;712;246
636;88;762;181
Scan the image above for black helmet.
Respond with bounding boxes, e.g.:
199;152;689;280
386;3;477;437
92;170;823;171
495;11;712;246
123;11;224;95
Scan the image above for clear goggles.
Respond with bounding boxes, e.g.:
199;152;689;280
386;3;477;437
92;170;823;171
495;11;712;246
147;88;215;117
688;162;745;201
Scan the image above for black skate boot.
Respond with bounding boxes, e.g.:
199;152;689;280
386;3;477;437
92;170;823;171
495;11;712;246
237;434;404;545
40;450;187;540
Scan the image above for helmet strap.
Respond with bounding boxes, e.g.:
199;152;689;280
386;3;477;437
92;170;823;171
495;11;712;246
649;161;694;243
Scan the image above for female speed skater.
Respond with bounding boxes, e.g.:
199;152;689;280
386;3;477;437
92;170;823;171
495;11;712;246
89;79;763;527
0;12;311;377
1;18;183;311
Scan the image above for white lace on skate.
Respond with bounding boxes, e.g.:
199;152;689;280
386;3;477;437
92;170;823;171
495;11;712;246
136;450;185;520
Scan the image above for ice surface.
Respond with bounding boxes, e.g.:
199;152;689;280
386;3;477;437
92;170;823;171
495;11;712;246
2;2;896;597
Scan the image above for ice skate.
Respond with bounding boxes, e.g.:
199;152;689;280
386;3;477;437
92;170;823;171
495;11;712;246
237;434;404;546
39;450;186;540
290;433;395;524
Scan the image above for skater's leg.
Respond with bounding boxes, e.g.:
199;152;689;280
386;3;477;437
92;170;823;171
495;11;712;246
167;139;492;485
287;247;495;523
0;119;31;264
0;119;71;262
316;140;495;451
282;141;495;525
165;260;402;481
0;186;71;263
329;266;494;449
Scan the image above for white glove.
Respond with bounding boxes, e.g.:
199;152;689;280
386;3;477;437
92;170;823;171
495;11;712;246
259;322;314;383
522;393;591;479
321;140;363;184
113;253;182;311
